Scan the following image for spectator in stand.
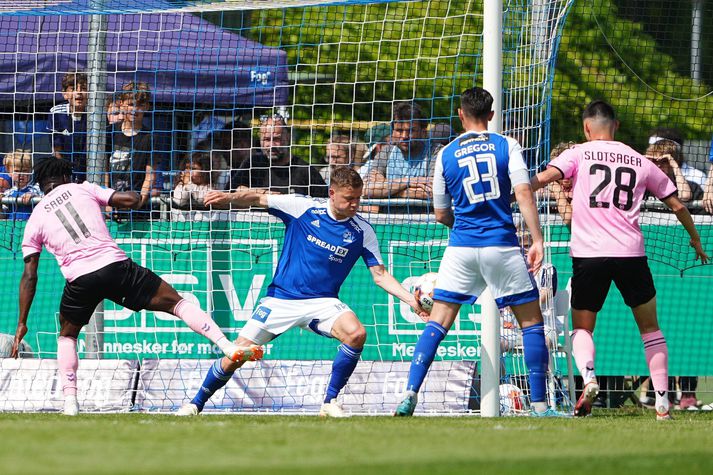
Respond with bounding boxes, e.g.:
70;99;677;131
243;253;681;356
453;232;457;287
362;102;440;200
701;134;713;214
320;133;362;184
194;124;233;191
547;142;575;228
48;72;88;181
428;123;456;147
107;95;124;126
648;127;706;188
190;113;226;152
120;82;170;197
2;150;42;220
172;153;212;209
0;152;13;192
107;82;155;217
227;120;254;171
361;123;391;165
645;140;702;202
230;113;328;197
194;140;231;191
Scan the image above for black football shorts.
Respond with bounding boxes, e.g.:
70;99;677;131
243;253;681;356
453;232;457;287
571;256;656;312
60;259;163;326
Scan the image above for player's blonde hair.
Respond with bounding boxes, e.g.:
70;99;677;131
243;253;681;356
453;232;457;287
3;150;33;172
330;166;363;189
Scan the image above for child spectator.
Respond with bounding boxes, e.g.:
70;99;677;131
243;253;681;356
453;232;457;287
2;150;42;220
172;154;212;209
48;72;88;180
107;81;155;214
106;95;124;126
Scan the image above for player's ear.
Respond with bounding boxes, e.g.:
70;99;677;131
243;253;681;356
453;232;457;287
457;108;464;122
487;110;494;122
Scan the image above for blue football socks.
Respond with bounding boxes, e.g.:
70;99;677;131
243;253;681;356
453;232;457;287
324;343;362;403
521;322;548;403
406;321;448;393
191;358;234;411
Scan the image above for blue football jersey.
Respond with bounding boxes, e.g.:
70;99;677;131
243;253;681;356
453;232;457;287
266;194;383;299
433;131;529;247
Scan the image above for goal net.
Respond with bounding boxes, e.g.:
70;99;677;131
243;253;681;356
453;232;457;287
0;0;575;414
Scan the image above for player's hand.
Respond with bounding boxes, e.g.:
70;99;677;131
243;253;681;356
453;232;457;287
410;296;430;322
690;239;709;264
20;193;33;205
203;191;231;207
527;239;544;275
11;322;28;358
703;193;713;214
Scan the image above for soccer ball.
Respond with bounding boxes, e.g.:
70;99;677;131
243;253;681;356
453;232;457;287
414;272;438;313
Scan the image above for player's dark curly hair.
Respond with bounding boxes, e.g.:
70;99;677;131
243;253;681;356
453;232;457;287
33;157;73;192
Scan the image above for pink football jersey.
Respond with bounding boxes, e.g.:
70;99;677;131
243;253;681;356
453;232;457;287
548;140;676;257
22;182;127;281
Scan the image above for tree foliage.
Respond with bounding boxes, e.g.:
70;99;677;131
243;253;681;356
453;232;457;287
552;0;713;149
213;0;713;159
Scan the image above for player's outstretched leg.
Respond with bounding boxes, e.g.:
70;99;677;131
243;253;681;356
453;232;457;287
57;335;79;416
395;320;448;417
320;312;365;418
571;328;599;417
148;281;263;362
172;298;263;362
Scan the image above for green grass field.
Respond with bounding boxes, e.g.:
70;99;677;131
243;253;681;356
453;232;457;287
2;410;713;475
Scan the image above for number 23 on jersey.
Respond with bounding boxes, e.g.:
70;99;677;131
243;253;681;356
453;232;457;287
458;153;501;204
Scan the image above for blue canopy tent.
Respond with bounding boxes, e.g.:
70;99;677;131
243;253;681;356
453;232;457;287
0;12;289;107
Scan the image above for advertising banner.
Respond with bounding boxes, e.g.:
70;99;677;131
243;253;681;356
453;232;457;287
1;219;711;375
0;359;137;412
136;359;476;414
